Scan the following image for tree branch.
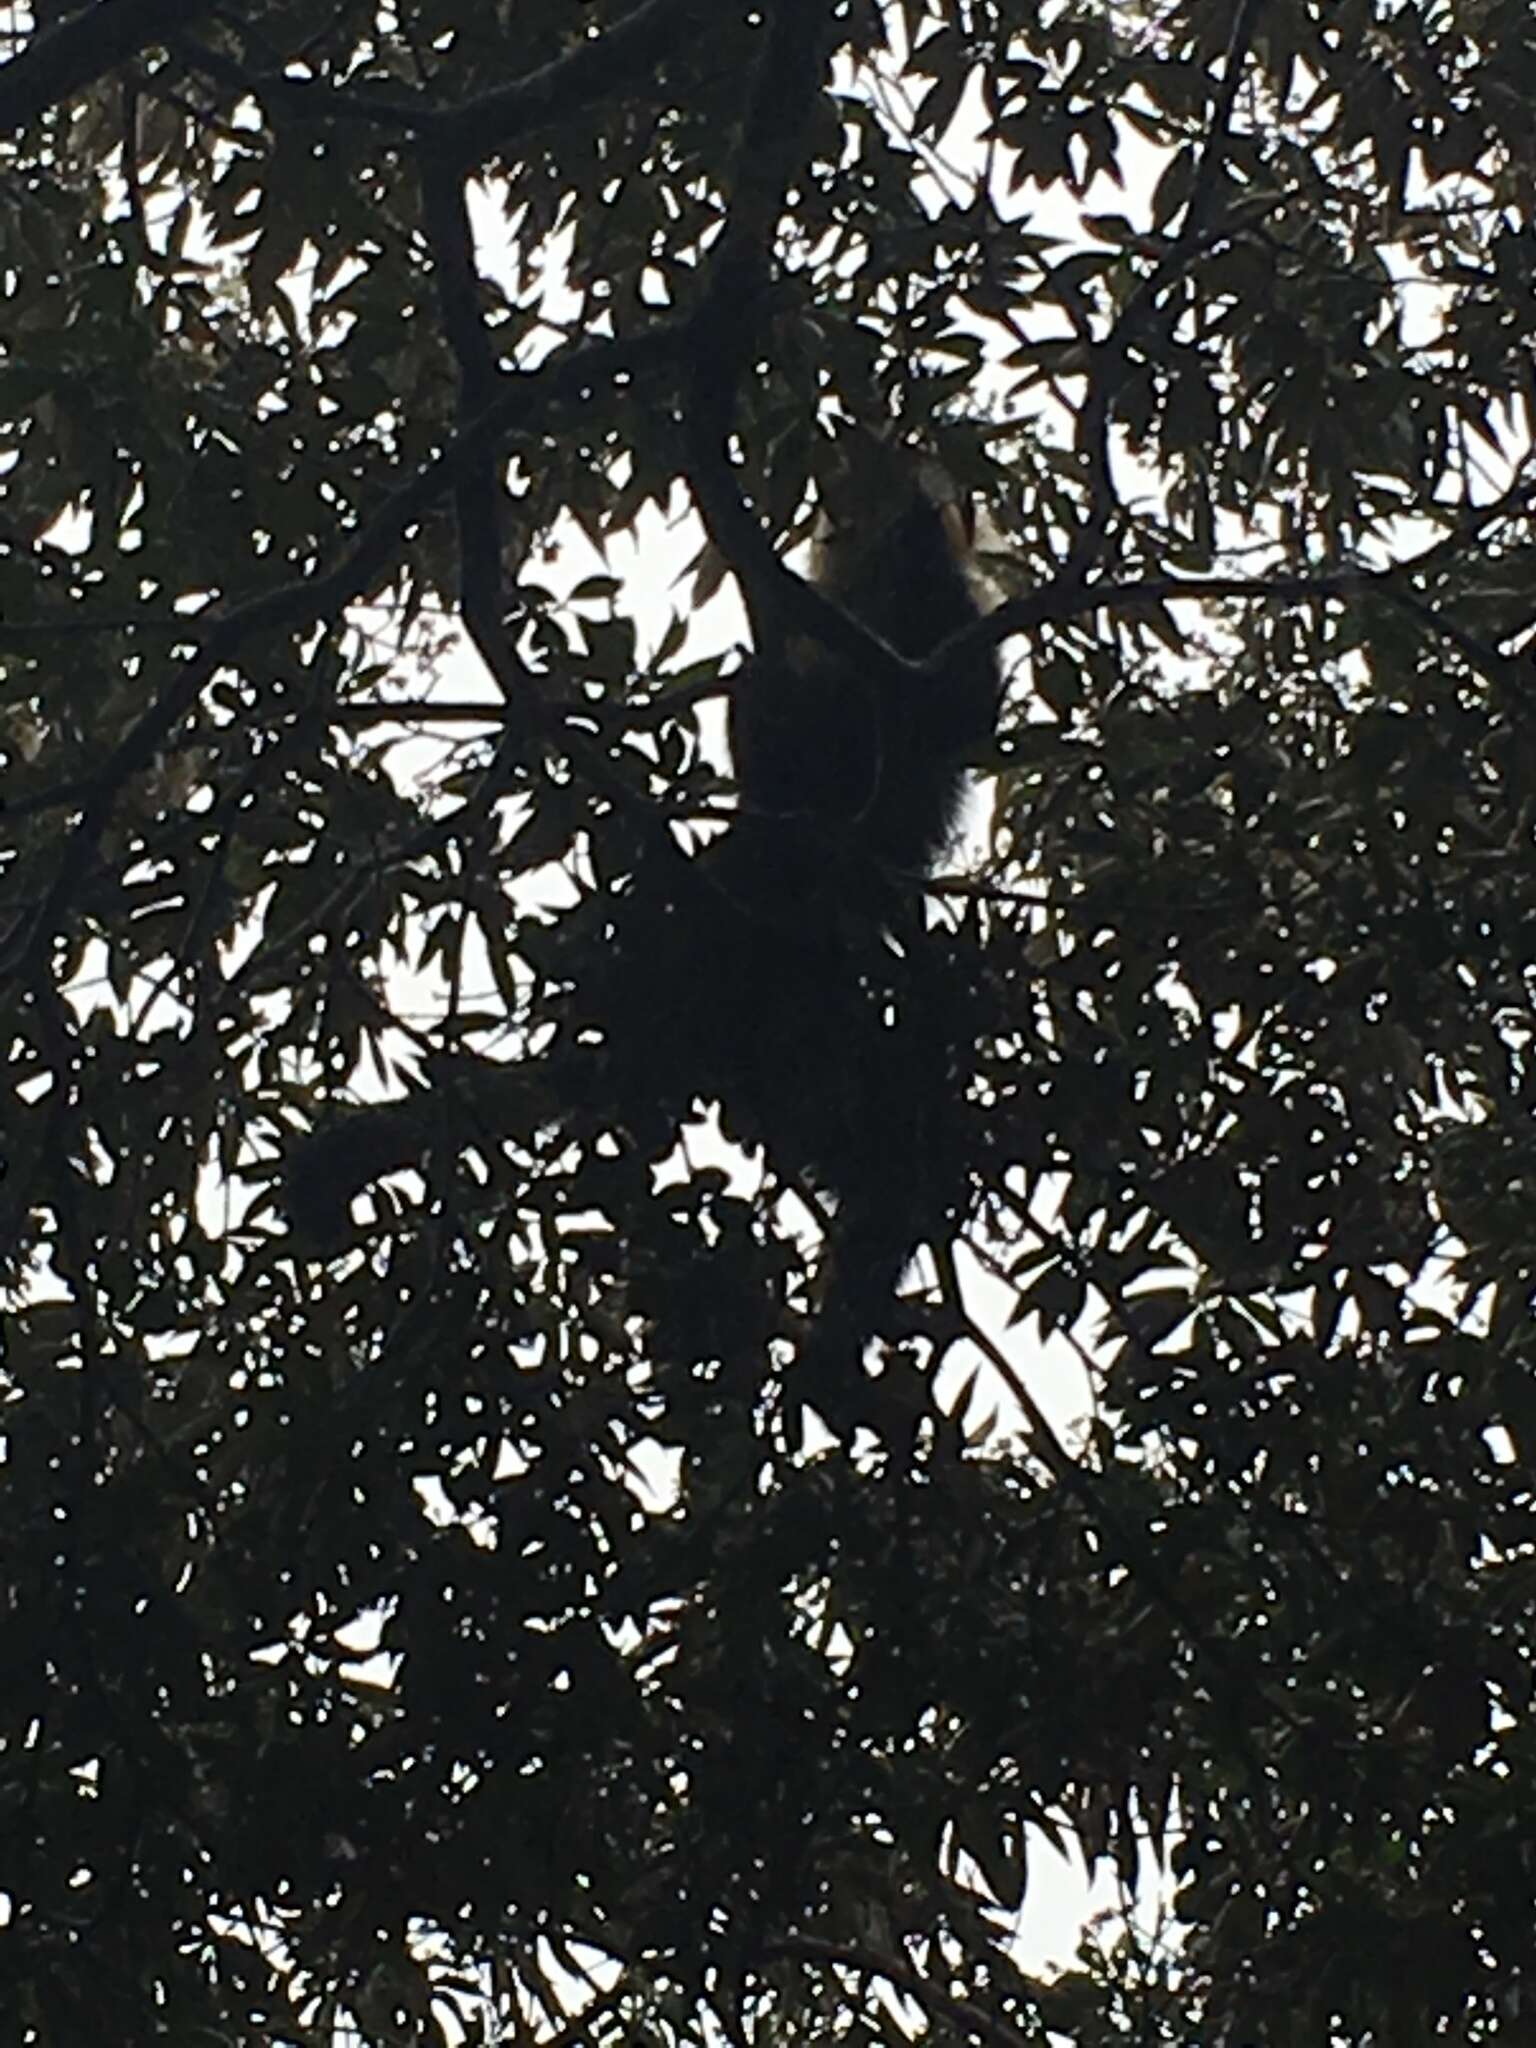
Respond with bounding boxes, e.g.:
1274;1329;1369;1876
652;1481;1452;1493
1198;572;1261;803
177;0;713;163
1061;0;1267;585
762;1934;1058;2048
680;0;842;637
1183;0;1267;245
0;0;223;134
417;142;539;710
927;556;1532;699
447;0;715;165
0;319;682;971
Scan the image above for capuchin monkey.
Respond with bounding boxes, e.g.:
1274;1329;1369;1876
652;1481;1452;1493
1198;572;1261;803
705;440;1004;1417
285;439;1004;1426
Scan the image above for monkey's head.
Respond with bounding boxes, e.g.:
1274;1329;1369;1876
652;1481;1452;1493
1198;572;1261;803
728;434;1002;884
803;438;997;666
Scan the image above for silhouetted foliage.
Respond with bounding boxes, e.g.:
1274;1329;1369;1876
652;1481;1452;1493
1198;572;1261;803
3;2;1536;2044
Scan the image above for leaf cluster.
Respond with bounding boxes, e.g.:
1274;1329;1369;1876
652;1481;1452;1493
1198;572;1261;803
2;2;1536;2044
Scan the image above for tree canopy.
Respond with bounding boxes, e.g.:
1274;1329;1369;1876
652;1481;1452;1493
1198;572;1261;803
3;0;1536;2042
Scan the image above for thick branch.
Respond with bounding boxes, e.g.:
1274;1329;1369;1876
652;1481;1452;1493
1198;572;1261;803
178;0;712;163
681;0;842;635
0;0;222;134
417;145;534;706
448;0;715;165
0;320;682;971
